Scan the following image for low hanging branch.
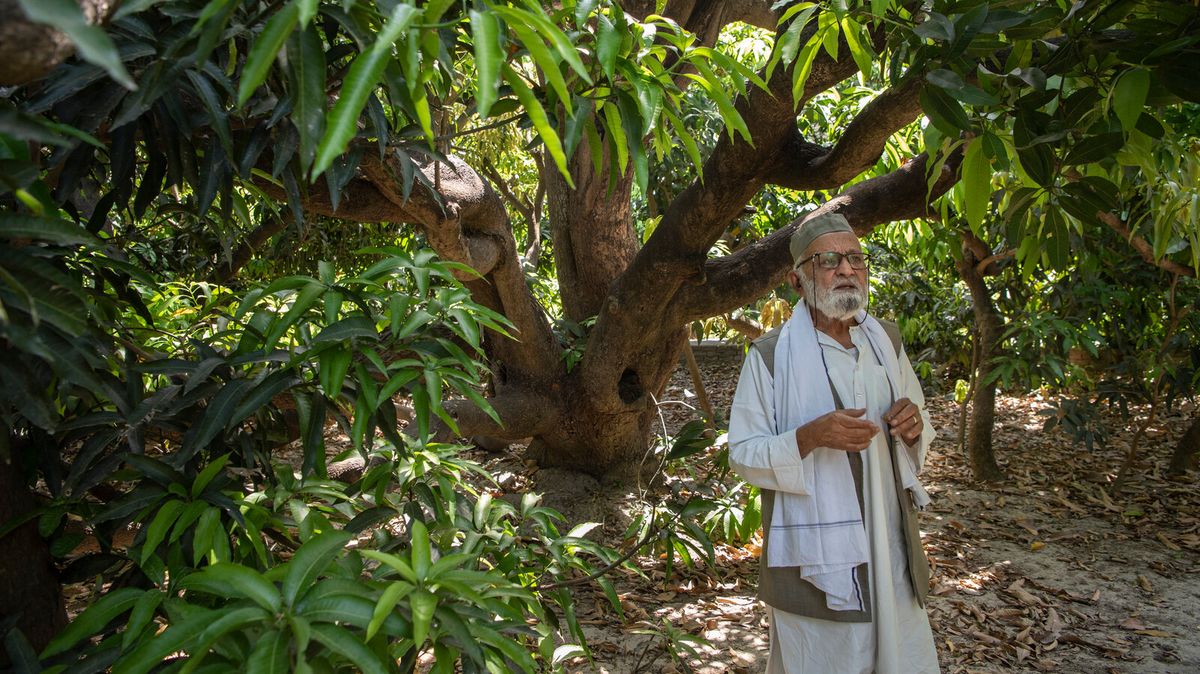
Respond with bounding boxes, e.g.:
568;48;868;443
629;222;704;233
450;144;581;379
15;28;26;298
1100;211;1196;278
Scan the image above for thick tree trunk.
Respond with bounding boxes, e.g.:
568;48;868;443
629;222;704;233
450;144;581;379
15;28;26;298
525;327;690;477
955;234;1006;482
545;131;639;323
0;436;67;663
1168;415;1200;476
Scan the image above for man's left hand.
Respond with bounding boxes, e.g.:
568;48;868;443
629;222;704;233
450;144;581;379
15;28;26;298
883;397;923;445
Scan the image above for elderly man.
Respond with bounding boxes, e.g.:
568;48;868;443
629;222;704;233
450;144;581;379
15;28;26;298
728;212;939;673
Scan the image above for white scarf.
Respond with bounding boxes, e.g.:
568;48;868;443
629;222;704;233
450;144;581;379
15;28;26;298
768;300;928;611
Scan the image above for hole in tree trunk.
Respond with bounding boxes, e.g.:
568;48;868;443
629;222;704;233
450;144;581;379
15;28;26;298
618;368;643;404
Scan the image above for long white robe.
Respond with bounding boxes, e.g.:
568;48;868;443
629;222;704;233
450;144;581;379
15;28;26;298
728;324;940;674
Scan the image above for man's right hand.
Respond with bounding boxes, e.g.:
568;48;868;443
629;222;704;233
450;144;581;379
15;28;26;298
795;408;880;458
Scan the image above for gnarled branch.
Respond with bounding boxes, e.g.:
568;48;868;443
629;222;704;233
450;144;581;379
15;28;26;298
1101;211;1196;278
673;152;962;322
766;77;925;190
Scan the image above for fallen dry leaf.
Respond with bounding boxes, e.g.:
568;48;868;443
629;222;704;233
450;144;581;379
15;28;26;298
1136;574;1153;592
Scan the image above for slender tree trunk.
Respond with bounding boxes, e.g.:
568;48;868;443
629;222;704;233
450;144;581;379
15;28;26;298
1168;415;1200;476
0;434;66;663
955;234;1006;482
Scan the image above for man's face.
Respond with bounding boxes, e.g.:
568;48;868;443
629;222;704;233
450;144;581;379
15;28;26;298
789;231;869;321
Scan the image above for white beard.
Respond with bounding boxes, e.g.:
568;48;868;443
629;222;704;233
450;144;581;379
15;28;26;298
800;273;868;321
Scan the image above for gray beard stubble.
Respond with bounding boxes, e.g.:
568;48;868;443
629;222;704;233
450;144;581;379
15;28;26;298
799;268;868;321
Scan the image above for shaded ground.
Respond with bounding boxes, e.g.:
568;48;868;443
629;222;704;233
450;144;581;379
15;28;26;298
507;348;1200;673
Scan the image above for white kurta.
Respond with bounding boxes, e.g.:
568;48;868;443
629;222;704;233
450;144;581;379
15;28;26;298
728;324;939;674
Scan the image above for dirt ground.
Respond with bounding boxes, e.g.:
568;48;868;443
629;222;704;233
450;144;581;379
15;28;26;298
504;348;1200;674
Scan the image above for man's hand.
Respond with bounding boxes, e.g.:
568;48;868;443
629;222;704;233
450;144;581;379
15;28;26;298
795;408;880;458
883;397;924;445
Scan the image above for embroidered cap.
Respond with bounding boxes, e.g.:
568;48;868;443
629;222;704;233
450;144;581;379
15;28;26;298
789;212;854;266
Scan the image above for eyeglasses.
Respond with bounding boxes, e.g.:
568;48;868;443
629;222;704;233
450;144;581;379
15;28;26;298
796;251;870;270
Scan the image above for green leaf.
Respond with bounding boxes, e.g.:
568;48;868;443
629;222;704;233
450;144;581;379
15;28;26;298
1111;68;1150;133
41;587;143;658
309;623;389;674
282;530;354;606
191;454;231;499
290;25;327;172
410;588;437;649
245;628;291;674
961;137;991;231
181;563;282;612
0;213;97;245
409;518;431;580
121;590;165;650
841;17;873;76
184;378;251;454
366;581;412;640
313;4;419;178
140;499;184;566
314;315;378;342
818;10;839;60
296;0;318;27
504;18;573;116
237;2;300;107
688;60;751;144
18;0;136;89
359;549;418;584
1062;132;1125;166
596;14;621;80
920;86;970;135
600;102;628;176
116;607;268;674
503;64;573;188
231;369;301;427
469;10;504;118
319;347;352;397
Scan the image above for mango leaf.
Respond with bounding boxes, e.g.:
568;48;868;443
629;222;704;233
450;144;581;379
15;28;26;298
409;588;437;649
962;137;991;231
503;64;573;187
688;60;751;144
40;587;144;657
181;563;282;612
314;315;378;342
920;86;971;135
313;4;419;178
237;2;300;106
140;499;184;565
310;623;389;674
0;212;96;245
595;13;621;80
1062;132;1124;165
469;10;504;118
282;530;354;606
1111;68;1150;133
502;16;573;116
319;346;352;397
290;25;327;172
365;581;414;640
182;378;251;456
244;628;290;674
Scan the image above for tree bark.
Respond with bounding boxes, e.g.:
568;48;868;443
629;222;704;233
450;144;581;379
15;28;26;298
0;435;66;663
1167;415;1200;476
0;0;120;85
955;233;1006;482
